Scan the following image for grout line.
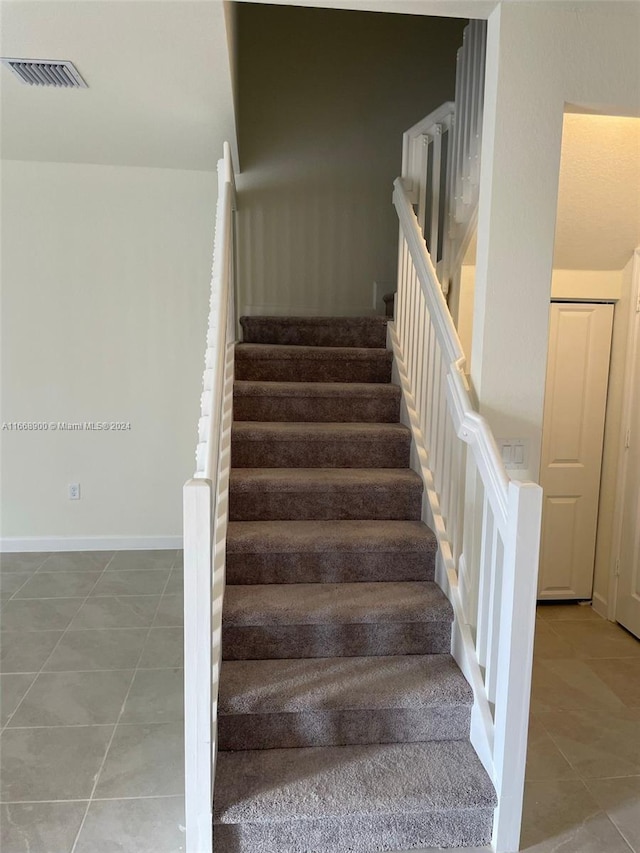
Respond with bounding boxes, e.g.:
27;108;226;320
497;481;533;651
1;794;183;805
69;563;179;852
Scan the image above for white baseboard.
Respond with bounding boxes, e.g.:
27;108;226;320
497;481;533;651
0;536;183;553
591;591;610;621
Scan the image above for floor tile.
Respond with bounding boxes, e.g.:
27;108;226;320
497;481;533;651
74;796;185;853
539;706;640;779
90;569;170;597
586;775;640;852
94;721;184;798
526;715;578;781
37;552;113;572
8;670;134;727
0;801;87;853
164;569;183;595
43;628;148;671
0;573;31;599
153;594;183;627
138;627;183;669
0;630;63;672
532;621;578;659
173;550;183;569
536;603;603;622
120;668;184;724
0;725;113;801
520;779;632;852
530;658;624;713
13;571;101;599
586;658;640;707
1;598;84;631
107;550;177;572
549;620;640;659
0;673;37;724
68;596;160;630
0;553;50;574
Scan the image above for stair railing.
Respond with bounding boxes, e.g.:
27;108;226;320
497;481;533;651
183;141;236;853
391;176;543;853
402;19;486;294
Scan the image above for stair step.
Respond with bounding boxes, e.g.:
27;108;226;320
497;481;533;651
225;520;437;584
213;740;496;852
231;422;411;469
235;344;392;383
222;581;452;659
240;315;389;349
229;468;423;521
233;381;401;423
218;654;472;750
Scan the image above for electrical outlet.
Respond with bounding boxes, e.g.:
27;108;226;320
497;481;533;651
69;483;81;500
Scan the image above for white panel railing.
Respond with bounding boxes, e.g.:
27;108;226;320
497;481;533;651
402;19;486;294
391;177;543;853
183;142;236;853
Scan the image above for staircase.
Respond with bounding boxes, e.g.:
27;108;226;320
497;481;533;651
213;316;496;853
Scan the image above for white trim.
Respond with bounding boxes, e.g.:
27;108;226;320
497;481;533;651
609;247;640;622
0;536;182;553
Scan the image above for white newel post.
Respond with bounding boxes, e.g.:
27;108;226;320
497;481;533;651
491;480;543;853
184;478;214;853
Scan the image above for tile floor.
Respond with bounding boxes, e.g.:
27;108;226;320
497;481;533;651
2;551;640;853
0;549;185;853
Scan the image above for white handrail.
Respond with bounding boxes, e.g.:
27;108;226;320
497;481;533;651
184;141;236;853
392;175;542;853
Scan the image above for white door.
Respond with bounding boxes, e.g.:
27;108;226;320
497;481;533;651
616;284;640;638
538;302;614;599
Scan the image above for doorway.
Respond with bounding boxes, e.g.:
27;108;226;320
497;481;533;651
538;301;614;599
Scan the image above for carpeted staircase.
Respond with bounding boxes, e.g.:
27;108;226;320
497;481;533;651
213;316;496;852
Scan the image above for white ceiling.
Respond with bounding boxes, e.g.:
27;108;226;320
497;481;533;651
0;0;237;171
553;113;640;270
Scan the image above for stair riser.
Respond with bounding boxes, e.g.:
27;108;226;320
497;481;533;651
218;706;471;751
229;486;422;522
232;394;400;423
240;319;388;349
222;622;452;660
231;437;410;469
235;357;392;384
214;809;494;853
225;551;435;584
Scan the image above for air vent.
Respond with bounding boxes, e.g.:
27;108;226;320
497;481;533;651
1;58;87;88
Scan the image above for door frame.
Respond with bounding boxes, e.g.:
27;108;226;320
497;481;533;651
608;248;640;621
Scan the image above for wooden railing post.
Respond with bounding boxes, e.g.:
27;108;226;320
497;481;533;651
183;478;214;853
491;481;543;852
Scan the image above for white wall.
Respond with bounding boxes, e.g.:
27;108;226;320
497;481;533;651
235;3;465;316
471;1;640;483
0;160;217;548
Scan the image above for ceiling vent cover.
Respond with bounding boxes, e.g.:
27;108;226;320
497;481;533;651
1;58;87;88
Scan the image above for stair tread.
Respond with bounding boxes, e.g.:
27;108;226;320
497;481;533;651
226;520;436;554
230;467;422;491
223;581;452;626
214;740;497;825
233;380;400;398
236;343;392;361
219;654;472;714
232;421;410;441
